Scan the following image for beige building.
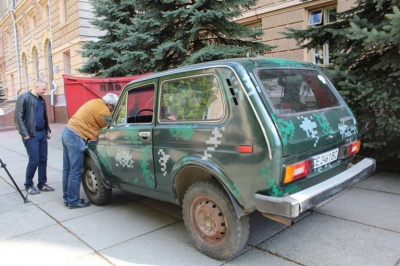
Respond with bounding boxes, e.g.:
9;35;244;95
0;0;354;125
236;0;354;64
0;0;100;124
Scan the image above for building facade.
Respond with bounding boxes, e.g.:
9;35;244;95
0;0;356;124
0;0;100;101
236;0;355;64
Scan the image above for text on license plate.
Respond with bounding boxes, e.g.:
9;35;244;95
312;148;339;169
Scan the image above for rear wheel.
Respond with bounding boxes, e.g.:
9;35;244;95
82;157;111;205
182;180;249;260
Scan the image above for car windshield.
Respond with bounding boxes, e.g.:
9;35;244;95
256;69;341;115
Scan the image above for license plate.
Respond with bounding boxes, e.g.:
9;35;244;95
312;148;339;169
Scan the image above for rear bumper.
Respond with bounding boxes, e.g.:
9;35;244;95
254;157;376;218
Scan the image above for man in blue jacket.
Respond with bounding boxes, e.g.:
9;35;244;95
14;79;54;195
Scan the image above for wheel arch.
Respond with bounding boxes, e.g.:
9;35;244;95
84;149;111;189
172;156;246;218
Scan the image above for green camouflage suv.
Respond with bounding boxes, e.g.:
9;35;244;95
83;58;375;259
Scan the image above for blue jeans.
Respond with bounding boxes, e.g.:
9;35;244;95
62;127;86;205
23;129;48;189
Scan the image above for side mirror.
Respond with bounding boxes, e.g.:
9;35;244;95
103;116;113;124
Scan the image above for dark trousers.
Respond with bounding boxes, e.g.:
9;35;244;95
23;129;48;189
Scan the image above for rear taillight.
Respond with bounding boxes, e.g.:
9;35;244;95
338;140;361;159
283;159;312;184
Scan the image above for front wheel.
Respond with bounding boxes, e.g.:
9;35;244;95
82;157;112;205
182;180;249;260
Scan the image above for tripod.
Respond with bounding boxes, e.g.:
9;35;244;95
0;158;29;203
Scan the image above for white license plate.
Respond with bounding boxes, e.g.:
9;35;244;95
312;148;339;169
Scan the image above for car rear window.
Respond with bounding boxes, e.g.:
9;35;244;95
256;69;341;115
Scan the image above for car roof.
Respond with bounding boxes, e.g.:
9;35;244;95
125;58;318;86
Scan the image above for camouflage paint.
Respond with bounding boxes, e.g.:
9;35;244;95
96;146;113;173
140;145;155;187
202;127;225;160
169;125;197;140
273;115;296;145
123;129;143;145
158;148;171;176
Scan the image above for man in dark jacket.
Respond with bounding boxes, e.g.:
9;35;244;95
14;79;54;195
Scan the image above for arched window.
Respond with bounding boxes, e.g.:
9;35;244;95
32;47;39;80
22;53;29;91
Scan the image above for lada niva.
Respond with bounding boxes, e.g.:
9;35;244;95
82;58;376;259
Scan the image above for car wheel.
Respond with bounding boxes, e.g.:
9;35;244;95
82;157;111;205
182;180;249;260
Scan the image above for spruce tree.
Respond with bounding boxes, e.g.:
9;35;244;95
79;0;272;76
283;0;400;161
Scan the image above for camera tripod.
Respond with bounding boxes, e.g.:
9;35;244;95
0;158;29;203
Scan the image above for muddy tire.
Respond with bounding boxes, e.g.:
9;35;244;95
182;180;249;260
82;157;111;205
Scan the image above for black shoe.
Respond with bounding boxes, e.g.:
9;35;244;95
38;184;54;192
64;199;85;207
68;200;91;209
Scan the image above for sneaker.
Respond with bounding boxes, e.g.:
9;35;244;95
26;186;41;195
64;199;85;207
68;199;91;209
38;184;54;192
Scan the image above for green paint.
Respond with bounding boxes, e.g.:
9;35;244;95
267;179;300;197
140;145;155;187
169;125;197;140
96;146;113;172
315;113;335;135
274;117;296;145
260;161;272;181
124;129;142;145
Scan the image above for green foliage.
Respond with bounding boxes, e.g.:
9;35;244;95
79;0;272;76
162;77;215;120
284;0;400;161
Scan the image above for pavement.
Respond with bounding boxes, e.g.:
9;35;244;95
0;123;399;266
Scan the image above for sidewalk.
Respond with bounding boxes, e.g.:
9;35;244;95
0;123;399;266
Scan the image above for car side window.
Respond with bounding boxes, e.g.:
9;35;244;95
114;93;127;125
126;85;155;123
159;75;224;121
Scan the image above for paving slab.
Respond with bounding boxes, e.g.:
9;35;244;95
259;213;400;266
0;224;107;266
62;202;179;250
0;202;56;241
356;171;400;195
101;222;222;266
226;248;300;265
318;187;400;232
39;192;134;223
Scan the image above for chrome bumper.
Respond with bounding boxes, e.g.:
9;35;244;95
254;157;376;218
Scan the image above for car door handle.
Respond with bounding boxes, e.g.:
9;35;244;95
139;131;150;140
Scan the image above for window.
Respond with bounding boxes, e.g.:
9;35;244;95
60;0;68;24
63;51;71;75
309;10;322;26
22;53;28;91
116;85;154;124
160;75;224;121
32;48;39;80
26;7;36;29
256;69;340;116
309;7;337;65
245;22;262;40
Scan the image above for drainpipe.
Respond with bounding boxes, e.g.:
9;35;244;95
50;80;57;122
10;0;22;96
47;0;56;123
